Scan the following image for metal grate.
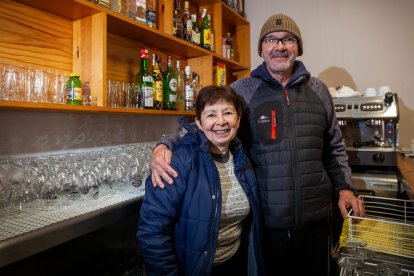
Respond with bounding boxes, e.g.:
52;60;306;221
0;186;145;241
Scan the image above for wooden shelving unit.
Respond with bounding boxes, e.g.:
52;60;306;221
1;0;250;114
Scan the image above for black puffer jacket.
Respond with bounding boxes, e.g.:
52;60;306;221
231;61;354;229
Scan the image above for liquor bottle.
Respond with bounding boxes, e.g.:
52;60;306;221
135;0;146;24
192;71;200;104
184;65;194;112
226;32;232;59
173;0;183;39
182;1;192;43
163;56;177;110
175;60;185;111
209;14;215;52
135;49;153;109
151;53;163;110
201;9;211;50
191;14;200;46
222;35;227;58
146;0;156;28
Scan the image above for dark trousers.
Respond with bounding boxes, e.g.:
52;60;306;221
263;219;329;276
211;245;247;276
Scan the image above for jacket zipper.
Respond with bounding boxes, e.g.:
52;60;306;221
284;89;291;106
202;167;220;275
271;109;277;140
284;87;302;227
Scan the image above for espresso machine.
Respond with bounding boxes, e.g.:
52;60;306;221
334;92;400;198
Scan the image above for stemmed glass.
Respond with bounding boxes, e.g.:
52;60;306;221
9;158;39;213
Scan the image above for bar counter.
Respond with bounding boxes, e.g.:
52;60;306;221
0;187;144;270
398;153;414;201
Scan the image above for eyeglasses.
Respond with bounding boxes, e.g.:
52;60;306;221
262;36;297;47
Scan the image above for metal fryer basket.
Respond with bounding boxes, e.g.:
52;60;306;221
341;195;414;259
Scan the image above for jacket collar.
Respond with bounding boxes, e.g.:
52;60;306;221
250;60;311;87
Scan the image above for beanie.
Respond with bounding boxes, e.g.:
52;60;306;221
258;13;303;56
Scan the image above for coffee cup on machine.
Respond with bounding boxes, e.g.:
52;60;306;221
377;86;391;97
364;87;377;97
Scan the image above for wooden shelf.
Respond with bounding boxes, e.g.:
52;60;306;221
0;101;195;116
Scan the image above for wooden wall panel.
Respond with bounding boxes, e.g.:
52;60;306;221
0;0;72;72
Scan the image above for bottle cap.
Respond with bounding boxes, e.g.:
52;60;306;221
185;65;191;76
69;73;80;77
140;49;148;59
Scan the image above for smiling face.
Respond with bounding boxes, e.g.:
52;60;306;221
261;31;299;77
195;100;240;154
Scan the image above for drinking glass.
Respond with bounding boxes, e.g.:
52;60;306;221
338;256;365;276
376;262;403;276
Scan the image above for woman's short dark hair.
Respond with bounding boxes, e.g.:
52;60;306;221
195;85;243;120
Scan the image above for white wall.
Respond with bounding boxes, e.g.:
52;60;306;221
244;0;414;148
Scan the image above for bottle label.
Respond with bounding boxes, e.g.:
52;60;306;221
144;86;153;107
67;87;74;101
154;81;163;101
192;31;200;45
169;94;177;103
146;11;156;28
169;78;177;92
74;87;82;101
203;29;211;47
144;75;153;83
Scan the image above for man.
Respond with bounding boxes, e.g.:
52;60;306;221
151;13;365;275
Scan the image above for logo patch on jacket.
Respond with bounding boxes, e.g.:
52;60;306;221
257;115;270;124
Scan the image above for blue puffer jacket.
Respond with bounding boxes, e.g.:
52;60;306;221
137;117;263;276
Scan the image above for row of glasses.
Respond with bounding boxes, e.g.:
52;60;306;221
339;237;403;275
107;79;137;108
0;143;153;220
0;63;67;104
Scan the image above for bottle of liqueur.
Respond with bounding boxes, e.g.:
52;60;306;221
173;0;183;39
201;9;211;50
191;14;200;46
162;56;177;110
146;0;156;28
175;60;185;111
184;65;194;112
135;49;153;109
182;1;192;42
151;53;163;110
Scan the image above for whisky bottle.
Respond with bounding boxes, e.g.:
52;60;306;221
184;65;194;112
175;60;185;111
135;49;153;109
182;1;192;43
191;14;200;46
163;56;177;110
201;9;211;50
151;53;163;110
173;0;183;39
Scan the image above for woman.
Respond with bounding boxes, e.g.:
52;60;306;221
137;85;263;276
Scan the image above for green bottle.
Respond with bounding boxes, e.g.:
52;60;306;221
201;9;211;50
66;73;82;105
135;49;153;109
163;56;177;110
